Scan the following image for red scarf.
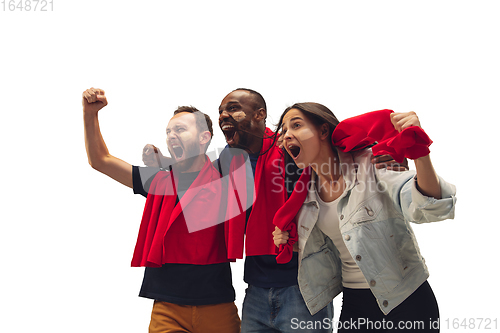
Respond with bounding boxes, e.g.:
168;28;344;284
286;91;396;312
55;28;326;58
131;156;230;267
273;109;432;263
332;109;432;163
225;128;288;259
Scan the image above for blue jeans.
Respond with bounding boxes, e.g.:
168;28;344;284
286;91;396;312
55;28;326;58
241;284;334;333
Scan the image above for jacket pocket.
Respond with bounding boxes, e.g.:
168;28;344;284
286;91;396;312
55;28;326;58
396;228;424;278
297;202;318;239
301;243;340;287
346;196;384;226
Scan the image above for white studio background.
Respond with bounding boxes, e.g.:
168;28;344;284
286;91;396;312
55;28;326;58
1;1;498;332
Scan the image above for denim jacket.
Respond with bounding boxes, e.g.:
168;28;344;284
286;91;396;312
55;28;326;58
296;148;457;315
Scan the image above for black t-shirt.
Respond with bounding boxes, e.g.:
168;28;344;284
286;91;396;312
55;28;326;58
217;146;300;288
132;166;235;305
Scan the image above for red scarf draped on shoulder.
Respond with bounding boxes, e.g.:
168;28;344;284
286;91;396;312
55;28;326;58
225;128;288;260
273;109;433;263
131;156;230;267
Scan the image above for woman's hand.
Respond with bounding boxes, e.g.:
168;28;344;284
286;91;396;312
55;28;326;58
273;226;289;247
391;111;441;198
372;112;419;171
390;111;421;132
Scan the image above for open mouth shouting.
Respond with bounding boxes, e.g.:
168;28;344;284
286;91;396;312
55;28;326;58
170;143;185;161
287;144;301;160
221;122;237;146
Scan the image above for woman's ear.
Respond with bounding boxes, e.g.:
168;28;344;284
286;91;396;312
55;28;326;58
320;123;330;140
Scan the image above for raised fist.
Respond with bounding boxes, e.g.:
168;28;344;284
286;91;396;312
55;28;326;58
82;87;107;115
390;111;421;132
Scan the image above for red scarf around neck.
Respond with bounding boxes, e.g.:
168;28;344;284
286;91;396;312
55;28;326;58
225;128;288;260
273;109;433;263
131;156;230;267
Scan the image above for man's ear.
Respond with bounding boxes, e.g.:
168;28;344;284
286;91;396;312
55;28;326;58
253;108;267;122
199;131;211;146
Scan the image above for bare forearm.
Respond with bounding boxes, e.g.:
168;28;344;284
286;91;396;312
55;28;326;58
83;112;133;187
84;111;109;169
414;155;441;199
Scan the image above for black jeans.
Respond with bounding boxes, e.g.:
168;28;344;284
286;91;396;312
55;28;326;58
339;281;439;332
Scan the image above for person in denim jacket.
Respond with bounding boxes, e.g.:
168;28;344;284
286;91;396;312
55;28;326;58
273;103;456;332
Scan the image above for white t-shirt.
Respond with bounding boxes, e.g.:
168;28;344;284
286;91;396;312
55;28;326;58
315;187;370;289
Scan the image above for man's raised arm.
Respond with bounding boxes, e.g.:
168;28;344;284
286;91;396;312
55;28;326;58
83;87;133;188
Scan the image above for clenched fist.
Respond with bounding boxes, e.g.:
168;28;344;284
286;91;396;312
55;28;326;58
82;88;107;115
142;144;173;168
272;226;289;247
142;144;163;167
390;111;421;132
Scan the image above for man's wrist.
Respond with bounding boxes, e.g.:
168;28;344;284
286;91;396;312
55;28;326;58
83;110;99;119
